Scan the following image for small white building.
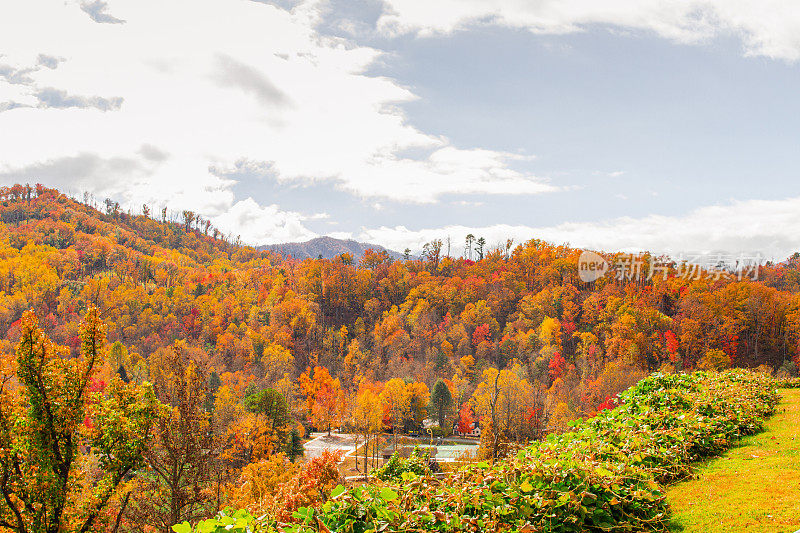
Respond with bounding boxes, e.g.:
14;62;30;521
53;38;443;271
422;418;437;429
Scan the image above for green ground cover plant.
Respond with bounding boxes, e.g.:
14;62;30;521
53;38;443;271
176;370;779;533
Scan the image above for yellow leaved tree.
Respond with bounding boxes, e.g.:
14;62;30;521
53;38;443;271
0;308;163;533
471;363;537;461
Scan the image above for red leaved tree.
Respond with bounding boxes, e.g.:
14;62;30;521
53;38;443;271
456;402;476;434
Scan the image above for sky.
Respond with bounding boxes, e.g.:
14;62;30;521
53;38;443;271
1;0;800;259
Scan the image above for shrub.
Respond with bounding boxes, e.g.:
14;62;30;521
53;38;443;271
775;359;798;379
697;349;731;371
429;425;451;438
372;447;433;482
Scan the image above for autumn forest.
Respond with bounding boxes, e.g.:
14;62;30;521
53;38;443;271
0;184;798;532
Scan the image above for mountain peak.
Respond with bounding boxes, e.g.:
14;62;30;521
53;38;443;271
259;236;405;260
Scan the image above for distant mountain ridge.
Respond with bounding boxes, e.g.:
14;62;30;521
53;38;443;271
259;236;405;260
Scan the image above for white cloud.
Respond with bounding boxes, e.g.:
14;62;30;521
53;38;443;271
378;0;800;61
3;0;797;249
355;196;800;260
593;170;625;178
213;197;317;244
0;0;555;235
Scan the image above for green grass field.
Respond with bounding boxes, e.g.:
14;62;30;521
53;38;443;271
667;388;800;532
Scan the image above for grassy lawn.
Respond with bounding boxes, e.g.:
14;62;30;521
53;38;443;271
667;388;800;532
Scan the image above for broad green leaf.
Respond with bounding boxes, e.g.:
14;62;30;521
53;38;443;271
595;467;614;478
380;487;399;501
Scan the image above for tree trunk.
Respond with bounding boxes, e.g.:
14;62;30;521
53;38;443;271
112;491;131;533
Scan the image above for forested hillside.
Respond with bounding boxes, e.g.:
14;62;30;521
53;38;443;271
1;183;799;531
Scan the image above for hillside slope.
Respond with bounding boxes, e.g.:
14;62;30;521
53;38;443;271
2;183;800;424
667;388;800;532
4;184;800;532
